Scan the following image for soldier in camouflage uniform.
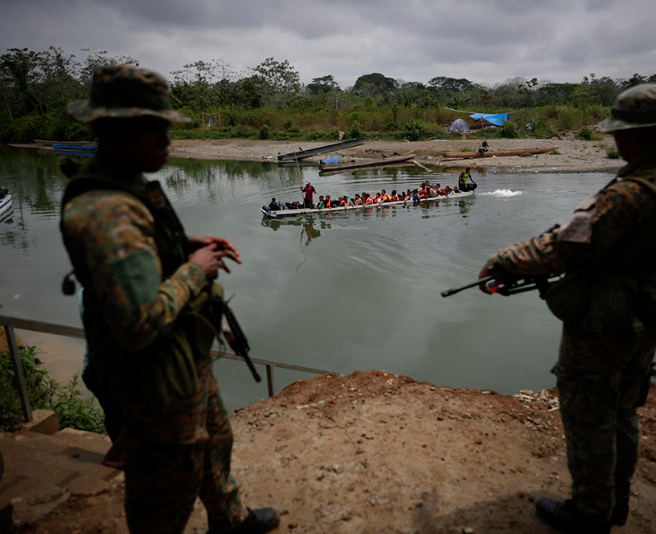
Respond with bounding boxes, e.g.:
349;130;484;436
60;66;279;534
479;84;656;534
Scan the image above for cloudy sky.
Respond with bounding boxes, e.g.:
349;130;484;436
2;0;655;89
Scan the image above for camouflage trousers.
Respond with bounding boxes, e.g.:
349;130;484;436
552;326;655;521
122;359;248;534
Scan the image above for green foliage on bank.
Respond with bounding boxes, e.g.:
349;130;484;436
1;45;653;145
1;344;105;433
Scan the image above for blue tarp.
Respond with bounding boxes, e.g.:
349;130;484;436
469;113;509;126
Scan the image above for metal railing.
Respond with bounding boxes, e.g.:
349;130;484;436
0;315;332;423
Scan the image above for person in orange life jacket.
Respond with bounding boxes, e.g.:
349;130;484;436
354;194;363;205
301;182;316;208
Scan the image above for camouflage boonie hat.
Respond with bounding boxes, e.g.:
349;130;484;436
68;65;190;123
598;84;656;132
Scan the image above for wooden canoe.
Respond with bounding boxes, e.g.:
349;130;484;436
319;154;414;171
441;146;558;159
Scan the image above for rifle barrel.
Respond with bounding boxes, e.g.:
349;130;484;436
441;275;494;298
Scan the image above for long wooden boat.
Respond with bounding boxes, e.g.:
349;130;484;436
319;154;414;171
278;137;367;161
261;190;474;218
441;146;558;159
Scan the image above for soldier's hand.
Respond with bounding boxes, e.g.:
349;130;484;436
189;244;240;278
478;265;493;294
189;237;241;262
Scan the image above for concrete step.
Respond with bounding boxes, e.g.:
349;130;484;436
0;428;123;530
2;431;120;482
55;427;113;455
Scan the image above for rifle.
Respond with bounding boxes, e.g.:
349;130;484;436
146;181;261;383
441;274;562;298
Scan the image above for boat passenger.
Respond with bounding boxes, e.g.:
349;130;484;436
374;193;382;204
269;198;281;211
365;194;374;205
317;196;325;209
458;167;477;191
412;190;420;201
325;195;332;208
444;186;453;194
380;190;390;203
302;182;316;208
345;194;354;206
354;194;363;206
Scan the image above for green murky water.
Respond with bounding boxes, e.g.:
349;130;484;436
0;146;612;410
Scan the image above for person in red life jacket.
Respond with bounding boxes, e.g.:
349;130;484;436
301;182;316;208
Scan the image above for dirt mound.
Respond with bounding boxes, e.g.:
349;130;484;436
22;371;656;533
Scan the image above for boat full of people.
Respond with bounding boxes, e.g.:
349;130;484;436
261;180;475;219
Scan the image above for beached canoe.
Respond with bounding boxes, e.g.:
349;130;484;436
261;191;474;218
319;154;414;172
441;146;558;159
277;137;367;161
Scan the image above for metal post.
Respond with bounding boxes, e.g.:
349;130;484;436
266;365;275;398
4;325;33;422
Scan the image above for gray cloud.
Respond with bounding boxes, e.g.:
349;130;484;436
1;0;655;88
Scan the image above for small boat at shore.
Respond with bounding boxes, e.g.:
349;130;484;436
441;146;558;160
0;187;13;221
261;191;474;218
319;154;414;172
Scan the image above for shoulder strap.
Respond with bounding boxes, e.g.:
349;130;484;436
623;176;656;198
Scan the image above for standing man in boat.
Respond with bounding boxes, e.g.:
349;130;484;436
60;65;279;534
302;181;316;208
458;168;477;191
478;84;656;534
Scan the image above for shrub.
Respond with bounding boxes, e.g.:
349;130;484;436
500;121;519;139
259;124;270;140
348;121;363;140
0;344;105;433
403;119;427;141
607;147;621;159
575;126;596;140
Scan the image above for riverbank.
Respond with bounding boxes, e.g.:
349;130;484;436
169;134;622;174
16;371;656;533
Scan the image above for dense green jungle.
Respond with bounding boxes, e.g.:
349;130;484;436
1;47;655;144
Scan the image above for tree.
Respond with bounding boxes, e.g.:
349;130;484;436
78;49;139;88
352;73;397;96
251;57;302;108
307;75;340;95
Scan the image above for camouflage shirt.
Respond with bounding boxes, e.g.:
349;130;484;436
485;163;656;277
62;162;206;351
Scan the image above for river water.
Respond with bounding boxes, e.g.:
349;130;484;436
0;146;613;411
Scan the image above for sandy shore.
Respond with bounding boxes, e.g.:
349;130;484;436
26;373;656;533
170;134;623;174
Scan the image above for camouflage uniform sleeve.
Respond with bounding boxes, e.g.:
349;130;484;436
64;191;207;350
485;181;649;276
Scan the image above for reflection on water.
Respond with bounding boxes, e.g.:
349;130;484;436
0;145;615;411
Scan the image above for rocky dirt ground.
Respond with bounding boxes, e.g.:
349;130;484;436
21;372;656;534
169;134;623;174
